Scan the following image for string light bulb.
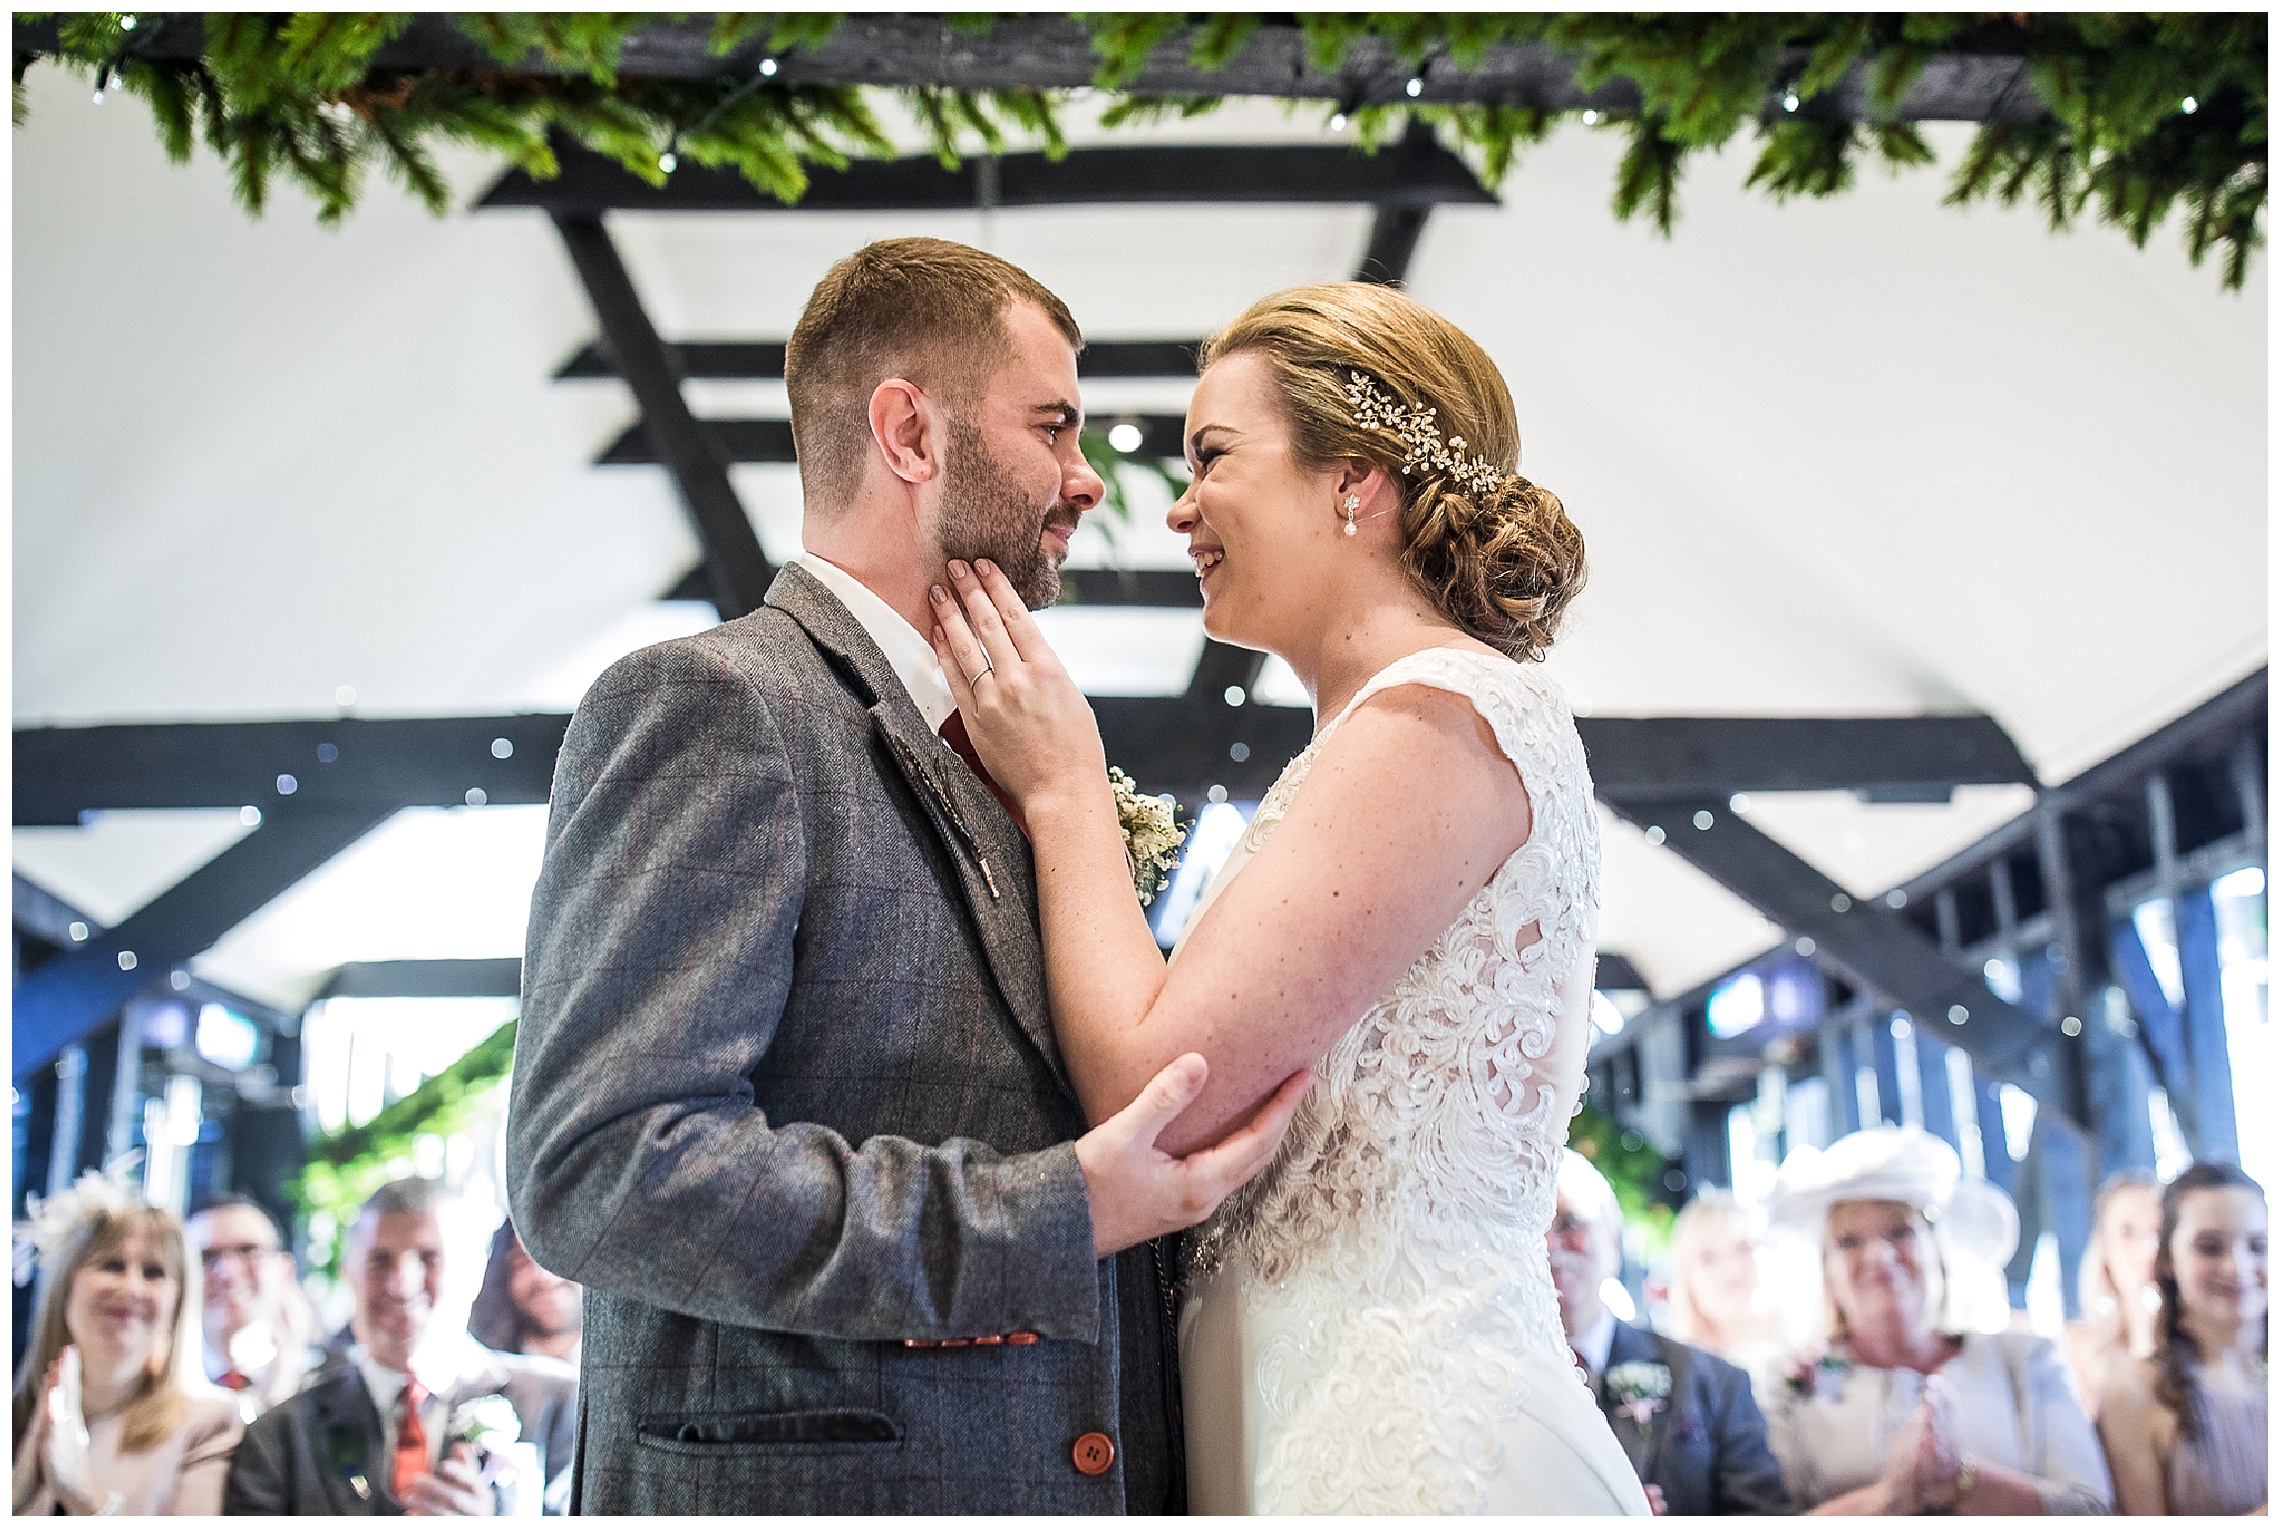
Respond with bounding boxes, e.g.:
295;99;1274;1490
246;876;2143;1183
759;56;778;76
118;13;136;29
1330;112;1347;131
2182;95;2198;114
658;149;678;173
1581;109;1598;125
1783;90;1800;112
1405;76;1423;98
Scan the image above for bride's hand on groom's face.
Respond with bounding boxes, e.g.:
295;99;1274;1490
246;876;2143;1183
929;559;1104;805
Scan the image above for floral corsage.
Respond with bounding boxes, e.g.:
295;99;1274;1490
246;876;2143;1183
1604;1360;1672;1423
447;1394;522;1453
1783;1350;1852;1399
1109;767;1185;906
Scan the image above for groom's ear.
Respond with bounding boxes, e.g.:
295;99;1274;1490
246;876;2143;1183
868;377;943;487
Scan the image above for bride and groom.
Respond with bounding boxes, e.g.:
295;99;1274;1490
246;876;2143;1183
507;237;1647;1515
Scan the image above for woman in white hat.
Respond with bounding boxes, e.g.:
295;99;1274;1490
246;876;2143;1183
1759;1126;2112;1514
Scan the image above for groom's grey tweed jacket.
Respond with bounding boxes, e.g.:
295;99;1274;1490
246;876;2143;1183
508;564;1177;1514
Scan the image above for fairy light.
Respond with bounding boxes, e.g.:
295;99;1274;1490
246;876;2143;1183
118;14;137;29
759;56;778;76
1581;109;1598;125
659;149;678;173
2182;95;2198;114
1783;90;1800;112
1405;77;1423;98
1330;112;1348;131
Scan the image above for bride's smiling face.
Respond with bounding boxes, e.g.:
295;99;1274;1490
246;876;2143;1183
1169;349;1346;654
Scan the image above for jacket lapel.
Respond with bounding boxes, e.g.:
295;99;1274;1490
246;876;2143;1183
1600;1320;1658;1480
766;565;1070;1094
308;1373;391;1514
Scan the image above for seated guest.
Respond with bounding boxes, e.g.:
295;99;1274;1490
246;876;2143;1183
2098;1161;2267;1516
11;1176;242;1514
1551;1150;1794;1515
1761;1127;2111;1514
186;1196;315;1419
1668;1189;1788;1387
2060;1169;2162;1421
467;1220;582;1363
223;1178;577;1515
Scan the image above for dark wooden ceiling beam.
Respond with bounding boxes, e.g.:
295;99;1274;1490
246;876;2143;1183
19;15;2059;123
596;414;1188;467
557;337;1203;382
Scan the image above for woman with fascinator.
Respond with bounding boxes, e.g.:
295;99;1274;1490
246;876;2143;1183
929;282;1644;1512
11;1174;242;1514
1759;1127;2112;1514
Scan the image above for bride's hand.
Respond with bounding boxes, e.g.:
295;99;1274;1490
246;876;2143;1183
929;558;1106;806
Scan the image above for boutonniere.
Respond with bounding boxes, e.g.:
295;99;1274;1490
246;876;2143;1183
1604;1360;1672;1424
1109;767;1185;906
1784;1351;1852;1399
447;1393;521;1453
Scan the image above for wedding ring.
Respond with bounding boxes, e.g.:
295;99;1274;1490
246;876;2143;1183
968;657;995;684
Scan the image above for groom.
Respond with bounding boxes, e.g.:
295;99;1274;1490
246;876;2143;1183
508;238;1304;1513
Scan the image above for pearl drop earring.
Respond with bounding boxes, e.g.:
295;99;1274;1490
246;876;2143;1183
1342;493;1362;536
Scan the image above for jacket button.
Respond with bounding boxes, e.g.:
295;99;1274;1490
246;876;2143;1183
1071;1431;1115;1476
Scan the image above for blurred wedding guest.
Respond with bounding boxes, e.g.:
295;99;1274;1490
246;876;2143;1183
1669;1189;1788;1386
2060;1170;2162;1420
186;1196;315;1418
2097;1161;2267;1516
224;1178;578;1515
11;1175;242;1514
1552;1151;1794;1515
467;1220;582;1363
1761;1127;2111;1514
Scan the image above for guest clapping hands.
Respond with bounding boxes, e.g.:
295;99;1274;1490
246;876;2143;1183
10;1177;241;1515
1760;1128;2112;1514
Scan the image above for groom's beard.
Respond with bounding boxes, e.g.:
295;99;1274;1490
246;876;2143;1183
938;418;1074;610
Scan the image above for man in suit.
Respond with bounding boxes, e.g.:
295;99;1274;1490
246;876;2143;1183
188;1194;316;1419
1550;1151;1794;1516
507;237;1308;1514
224;1179;578;1515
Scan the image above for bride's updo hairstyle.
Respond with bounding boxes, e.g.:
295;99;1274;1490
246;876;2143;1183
1199;282;1584;661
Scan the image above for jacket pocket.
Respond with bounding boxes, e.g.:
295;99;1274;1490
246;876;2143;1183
634;1408;902;1455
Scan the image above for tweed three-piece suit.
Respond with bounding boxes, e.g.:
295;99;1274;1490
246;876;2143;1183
507;564;1178;1513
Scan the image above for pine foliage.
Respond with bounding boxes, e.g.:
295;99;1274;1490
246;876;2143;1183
14;12;2265;288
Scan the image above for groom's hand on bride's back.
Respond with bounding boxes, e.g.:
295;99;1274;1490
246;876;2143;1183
1074;1053;1312;1257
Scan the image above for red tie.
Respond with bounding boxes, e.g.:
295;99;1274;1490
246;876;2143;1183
937;712;1027;836
217;1369;251;1391
392;1380;430;1503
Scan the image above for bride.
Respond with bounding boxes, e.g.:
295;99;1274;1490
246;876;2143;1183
927;281;1646;1515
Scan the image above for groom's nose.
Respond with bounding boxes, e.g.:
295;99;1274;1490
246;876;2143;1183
1060;448;1104;516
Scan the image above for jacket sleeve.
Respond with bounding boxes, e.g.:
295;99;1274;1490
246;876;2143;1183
506;638;1100;1343
218;1407;293;1516
1703;1354;1796;1515
2016;1335;2115;1514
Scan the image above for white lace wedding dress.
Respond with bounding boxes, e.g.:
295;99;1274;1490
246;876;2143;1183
1173;647;1649;1515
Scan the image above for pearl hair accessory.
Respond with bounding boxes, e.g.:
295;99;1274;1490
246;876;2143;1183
1344;370;1510;496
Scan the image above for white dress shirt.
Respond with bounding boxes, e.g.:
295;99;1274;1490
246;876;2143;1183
795;553;957;733
1572;1308;1617;1379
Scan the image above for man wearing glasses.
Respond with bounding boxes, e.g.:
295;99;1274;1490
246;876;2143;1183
187;1195;316;1419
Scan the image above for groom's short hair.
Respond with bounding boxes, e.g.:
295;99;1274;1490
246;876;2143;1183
786;237;1082;509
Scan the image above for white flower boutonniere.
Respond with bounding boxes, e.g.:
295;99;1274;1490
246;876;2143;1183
1109;767;1185;906
447;1394;522;1452
1604;1360;1672;1424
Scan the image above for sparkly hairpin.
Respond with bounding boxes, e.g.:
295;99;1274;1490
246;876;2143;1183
1344;370;1509;496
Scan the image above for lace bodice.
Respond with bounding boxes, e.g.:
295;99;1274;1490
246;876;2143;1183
1180;647;1601;1343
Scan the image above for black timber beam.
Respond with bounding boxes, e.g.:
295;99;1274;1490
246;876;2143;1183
671;564;1202;608
598;413;1188;469
317;957;524;1002
17;16;2063;124
1583;714;2037;803
13;715;570;827
19;711;2045;824
559;337;1203;382
551;212;774;617
13;808;393;1079
1598;793;2082;1132
482;136;1495;214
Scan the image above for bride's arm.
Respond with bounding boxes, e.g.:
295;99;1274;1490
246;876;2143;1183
933;560;1535;1155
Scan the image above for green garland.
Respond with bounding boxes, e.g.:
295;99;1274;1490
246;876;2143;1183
1569;1096;1677;1261
291;1016;517;1275
13;14;2266;288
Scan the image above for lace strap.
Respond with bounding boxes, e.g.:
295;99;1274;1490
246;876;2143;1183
1326;648;1555;795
